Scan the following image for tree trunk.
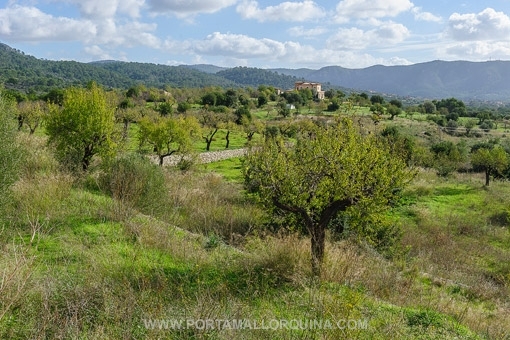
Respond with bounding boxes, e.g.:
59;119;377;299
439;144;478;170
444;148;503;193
310;224;326;277
225;130;230;149
272;197;354;278
158;150;176;166
205;128;218;151
82;145;94;171
17;115;23;131
247;132;254;142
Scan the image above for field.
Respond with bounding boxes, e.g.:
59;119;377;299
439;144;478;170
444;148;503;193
1;101;510;339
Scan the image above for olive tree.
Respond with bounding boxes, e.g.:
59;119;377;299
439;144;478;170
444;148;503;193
244;118;414;276
46;83;117;171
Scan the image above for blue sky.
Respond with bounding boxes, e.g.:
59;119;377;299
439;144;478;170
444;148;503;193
1;0;510;69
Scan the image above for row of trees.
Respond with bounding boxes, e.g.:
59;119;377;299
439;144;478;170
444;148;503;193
13;83;273;170
9;82;510;178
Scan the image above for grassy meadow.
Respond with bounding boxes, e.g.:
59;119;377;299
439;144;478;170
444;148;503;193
1;106;510;339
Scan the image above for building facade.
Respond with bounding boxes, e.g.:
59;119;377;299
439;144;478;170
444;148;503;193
294;81;325;100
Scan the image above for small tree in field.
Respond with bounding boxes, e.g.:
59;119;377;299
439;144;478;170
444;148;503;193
471;146;509;186
46;83;117;171
17;100;46;134
138;115;200;166
244;118;414;276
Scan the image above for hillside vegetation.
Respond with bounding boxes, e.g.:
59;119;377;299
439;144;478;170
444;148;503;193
1;80;510;340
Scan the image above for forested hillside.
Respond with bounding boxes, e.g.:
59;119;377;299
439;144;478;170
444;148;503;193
0;43;132;91
216;66;299;90
0;43;238;92
91;61;238;88
3;42;510;102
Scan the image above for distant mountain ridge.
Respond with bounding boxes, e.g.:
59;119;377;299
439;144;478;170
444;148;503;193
1;42;510;101
270;60;510;101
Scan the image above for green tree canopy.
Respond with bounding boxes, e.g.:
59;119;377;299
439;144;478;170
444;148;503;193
471;146;509;186
244;118;414;275
434;97;467;116
46;83;117;171
138;115;200;166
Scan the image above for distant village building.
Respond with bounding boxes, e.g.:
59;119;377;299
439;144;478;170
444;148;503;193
294;81;325;100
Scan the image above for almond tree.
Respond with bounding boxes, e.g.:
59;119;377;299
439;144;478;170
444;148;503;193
244;118;414;276
138;115;200;166
17;100;46;135
46;83;117;171
471;146;509;186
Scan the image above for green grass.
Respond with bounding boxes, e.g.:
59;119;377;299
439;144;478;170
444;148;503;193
3;114;510;339
201;157;244;182
124;122;261;154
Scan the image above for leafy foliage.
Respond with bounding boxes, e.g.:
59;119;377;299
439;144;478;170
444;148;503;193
471;146;509;186
138;115;200;165
46;83;117;171
244;118;415;275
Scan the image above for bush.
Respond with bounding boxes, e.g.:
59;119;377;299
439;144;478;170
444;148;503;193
480;120;494;131
99;154;167;216
427;114;447;126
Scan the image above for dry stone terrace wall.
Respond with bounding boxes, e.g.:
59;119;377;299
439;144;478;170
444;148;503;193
158;148;247;166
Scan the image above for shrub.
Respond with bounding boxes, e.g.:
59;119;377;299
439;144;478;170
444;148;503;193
480;120;494;132
99;154;167;216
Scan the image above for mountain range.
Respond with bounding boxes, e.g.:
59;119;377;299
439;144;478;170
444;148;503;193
273;61;510;102
1;42;510;102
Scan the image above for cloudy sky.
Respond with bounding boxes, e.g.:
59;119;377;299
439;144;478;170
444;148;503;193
1;0;510;69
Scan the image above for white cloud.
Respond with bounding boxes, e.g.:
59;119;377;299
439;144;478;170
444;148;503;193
387;56;412;65
287;26;328;38
191;32;285;58
148;0;237;15
334;0;413;23
96;21;161;48
237;0;325;22
448;8;510;41
84;45;114;60
439;41;510;61
0;4;161;53
327;28;369;49
327;22;409;50
375;22;410;42
0;5;96;42
62;0;145;19
183;31;409;69
412;7;442;22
